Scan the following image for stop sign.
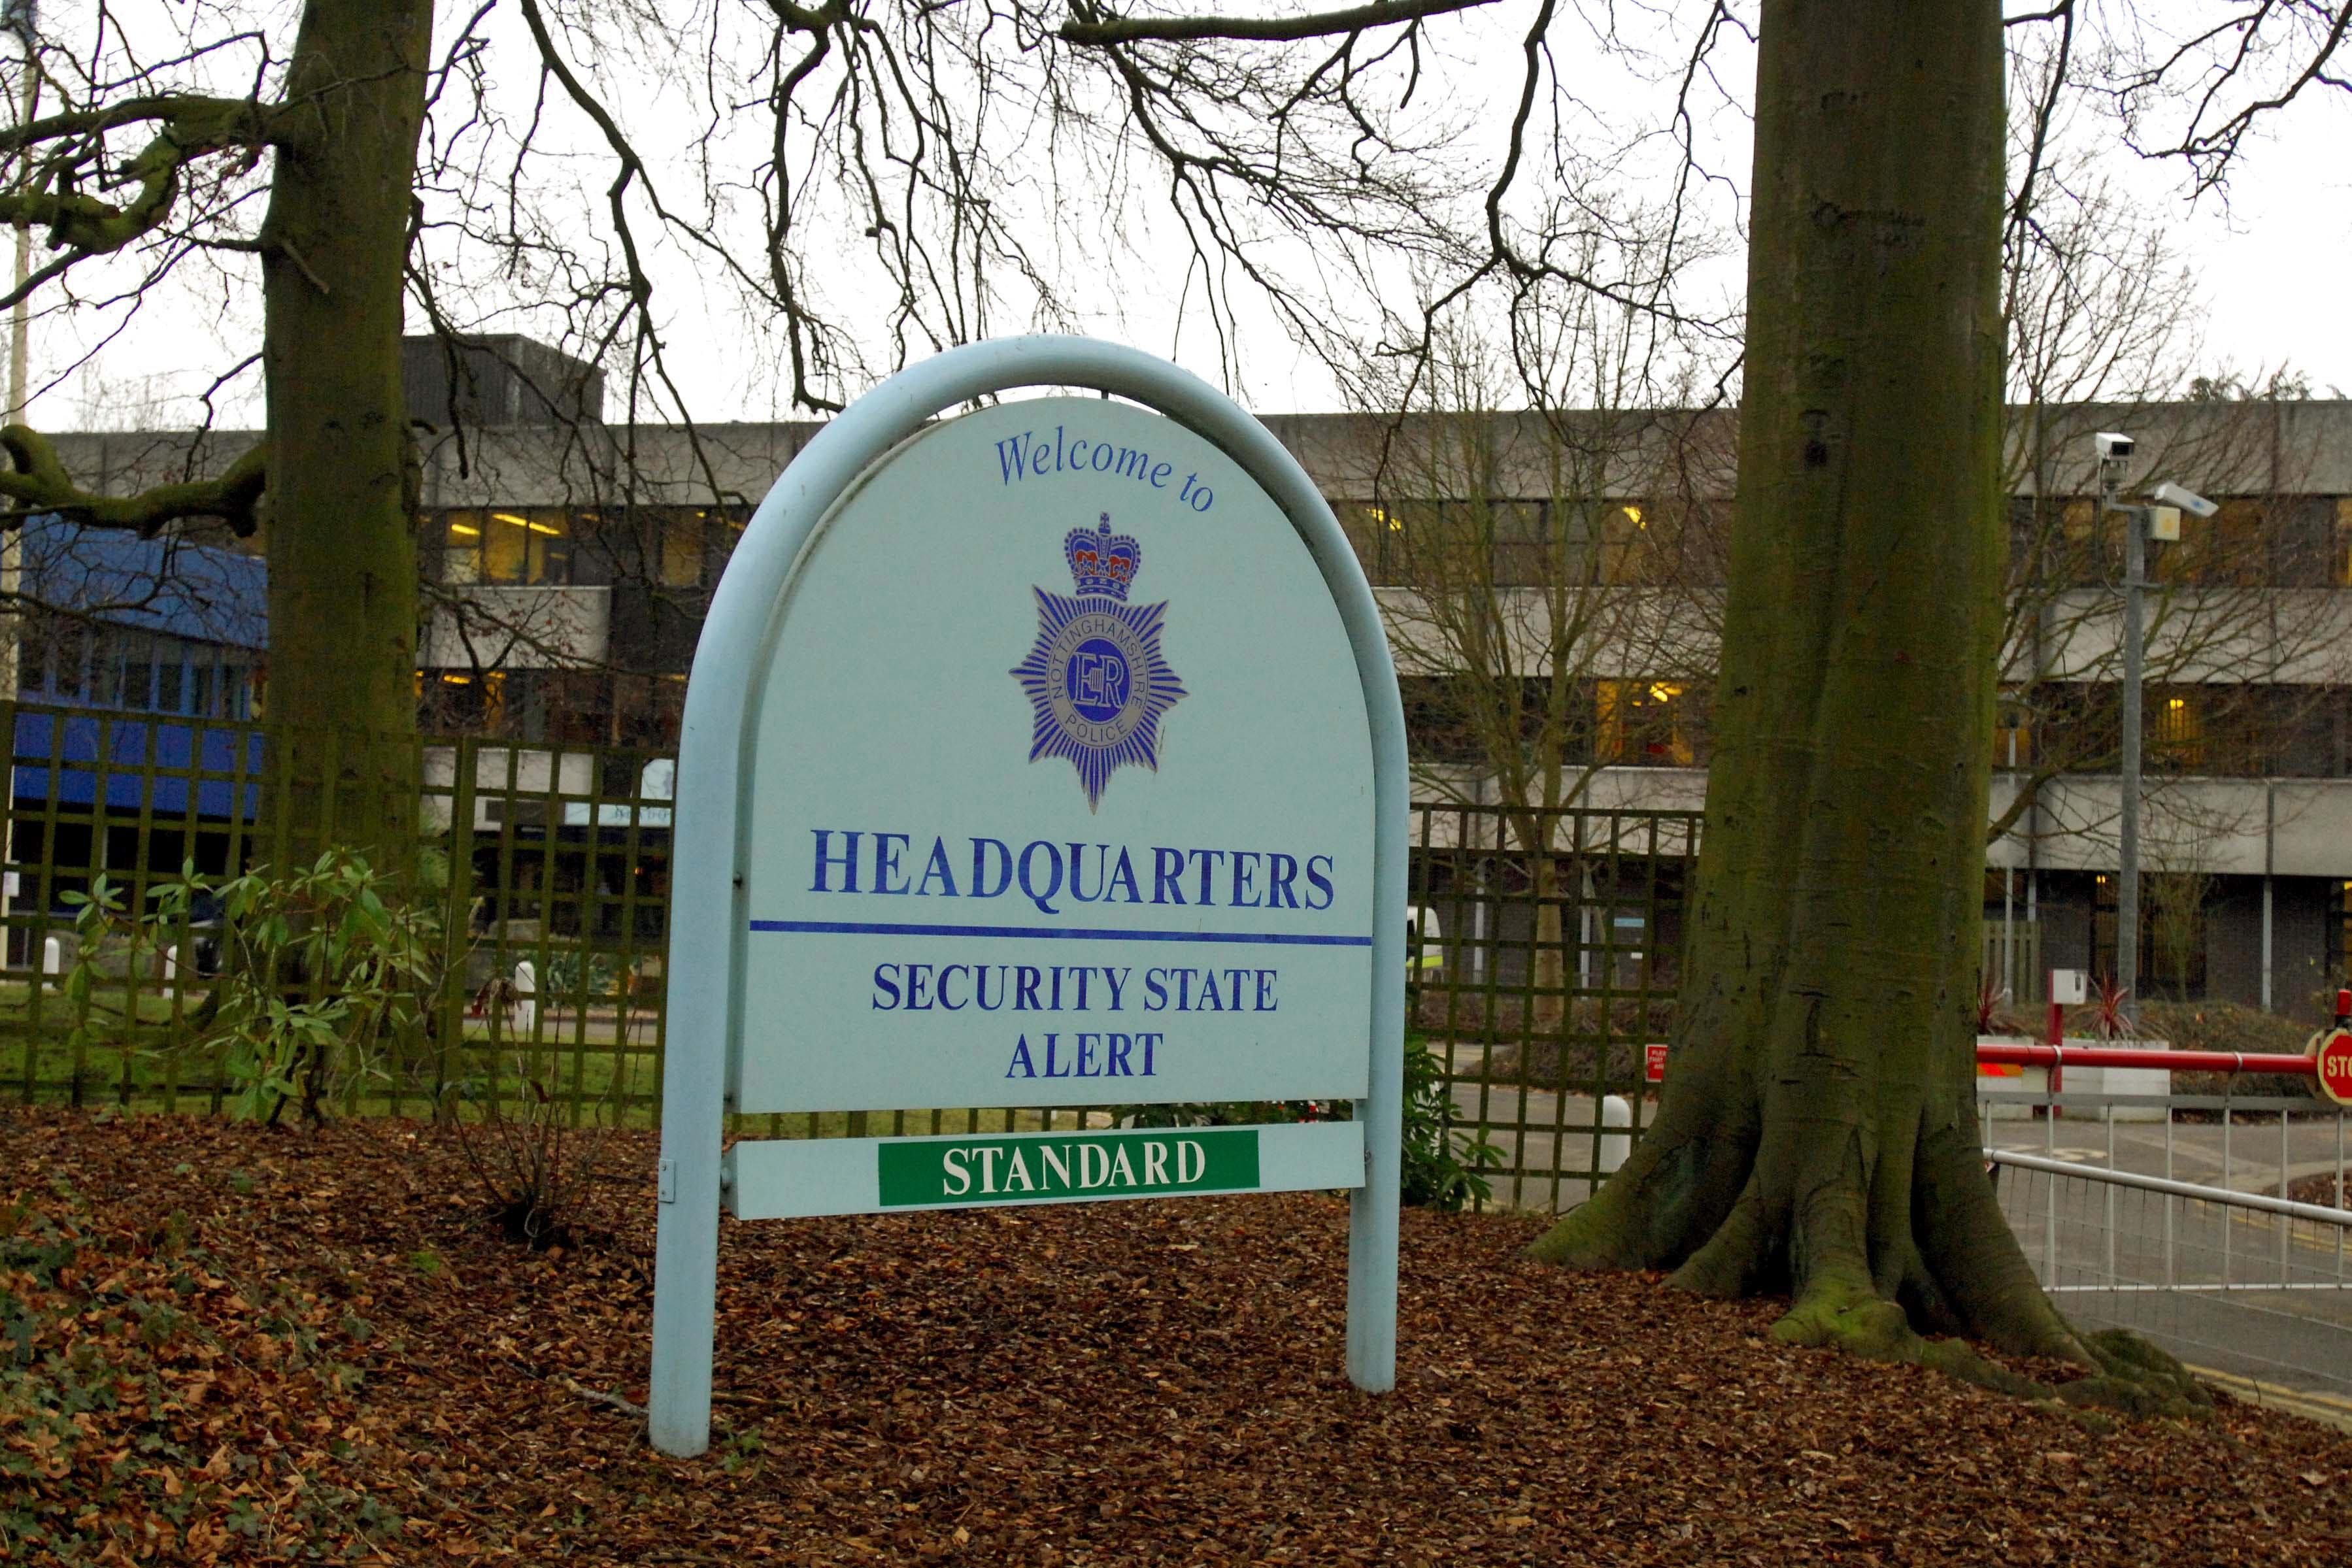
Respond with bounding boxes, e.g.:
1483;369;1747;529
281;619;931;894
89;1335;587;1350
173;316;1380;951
2318;1029;2352;1108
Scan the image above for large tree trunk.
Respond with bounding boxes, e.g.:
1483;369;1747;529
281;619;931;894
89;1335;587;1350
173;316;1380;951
1531;0;2198;1409
256;1;432;871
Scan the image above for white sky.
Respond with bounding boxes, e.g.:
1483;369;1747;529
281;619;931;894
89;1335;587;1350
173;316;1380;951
2164;97;2352;397
13;2;2352;429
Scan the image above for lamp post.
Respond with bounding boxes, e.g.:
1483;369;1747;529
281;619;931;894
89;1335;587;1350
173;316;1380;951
1;2;30;969
2094;431;2215;1031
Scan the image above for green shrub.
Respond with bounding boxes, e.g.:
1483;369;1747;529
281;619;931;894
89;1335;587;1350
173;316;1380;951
1400;1035;1500;1212
542;948;619;1001
65;850;445;1124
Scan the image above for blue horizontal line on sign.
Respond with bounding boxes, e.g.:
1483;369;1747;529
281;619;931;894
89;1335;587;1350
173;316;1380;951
748;918;1373;948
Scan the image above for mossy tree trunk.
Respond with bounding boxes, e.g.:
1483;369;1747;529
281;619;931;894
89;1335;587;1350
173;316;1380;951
1531;0;2198;1407
256;1;432;873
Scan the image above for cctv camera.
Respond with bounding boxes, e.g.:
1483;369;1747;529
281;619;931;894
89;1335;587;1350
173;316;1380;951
2093;432;2135;461
2150;481;2217;519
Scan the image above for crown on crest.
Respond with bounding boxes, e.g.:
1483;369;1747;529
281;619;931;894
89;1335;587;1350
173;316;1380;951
1064;513;1141;601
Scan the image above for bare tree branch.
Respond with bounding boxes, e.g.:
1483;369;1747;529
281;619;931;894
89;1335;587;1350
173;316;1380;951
1060;0;1498;47
1;424;263;536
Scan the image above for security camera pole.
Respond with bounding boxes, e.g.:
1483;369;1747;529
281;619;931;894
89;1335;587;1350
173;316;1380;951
2095;433;2213;1031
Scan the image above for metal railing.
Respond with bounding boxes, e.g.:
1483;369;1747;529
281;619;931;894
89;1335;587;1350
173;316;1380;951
3;723;1710;1154
15;700;2351;1289
1405;799;1698;1210
1;698;680;1120
1989;1132;2352;1403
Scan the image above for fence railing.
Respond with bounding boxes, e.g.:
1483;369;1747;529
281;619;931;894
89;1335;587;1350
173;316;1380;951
1989;1137;2352;1403
5;719;1709;1161
1;698;679;1121
48;706;2352;1395
1404;799;1700;1210
1983;918;2042;1005
14;709;2349;1264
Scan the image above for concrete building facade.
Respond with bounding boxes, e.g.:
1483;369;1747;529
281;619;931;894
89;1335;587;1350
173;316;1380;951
22;339;2352;1017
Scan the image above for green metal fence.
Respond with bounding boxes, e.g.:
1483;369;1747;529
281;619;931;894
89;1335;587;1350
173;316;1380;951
1;699;1705;1199
0;698;682;1122
1405;801;1701;1210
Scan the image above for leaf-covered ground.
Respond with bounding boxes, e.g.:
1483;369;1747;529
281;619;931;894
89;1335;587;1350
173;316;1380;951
5;1108;2349;1565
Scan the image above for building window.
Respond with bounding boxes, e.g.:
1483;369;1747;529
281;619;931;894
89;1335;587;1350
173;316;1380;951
2060;497;2117;582
2335;500;2352;588
1488;500;1561;588
2157;498;2267;586
1333;501;1407;586
424;670;507;733
611;673;689;748
658;510;707;589
1598;503;1664;584
441;510;573;585
14;621;254;720
1597;680;1699;767
2150;689;2205;768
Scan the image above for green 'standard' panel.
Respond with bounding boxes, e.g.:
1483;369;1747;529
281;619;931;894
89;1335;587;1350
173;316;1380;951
721;1120;1366;1220
875;1127;1258;1207
733;397;1377;1112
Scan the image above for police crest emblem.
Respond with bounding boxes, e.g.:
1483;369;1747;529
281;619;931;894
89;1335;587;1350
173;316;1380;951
1011;514;1187;810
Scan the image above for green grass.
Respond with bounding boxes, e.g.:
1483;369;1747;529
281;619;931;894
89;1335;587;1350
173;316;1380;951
0;975;187;1027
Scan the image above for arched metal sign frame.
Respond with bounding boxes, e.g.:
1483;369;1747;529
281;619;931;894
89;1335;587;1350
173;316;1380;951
648;337;1407;1458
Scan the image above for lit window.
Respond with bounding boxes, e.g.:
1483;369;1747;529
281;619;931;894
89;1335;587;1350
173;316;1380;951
1598;501;1666;583
431;670;507;731
2152;691;2204;766
441;510;573;584
1597;679;1696;766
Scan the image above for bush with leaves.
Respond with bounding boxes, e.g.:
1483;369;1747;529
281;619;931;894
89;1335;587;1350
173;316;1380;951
1117;1097;1328;1129
65;850;444;1125
1399;1035;1502;1212
542;948;619;1002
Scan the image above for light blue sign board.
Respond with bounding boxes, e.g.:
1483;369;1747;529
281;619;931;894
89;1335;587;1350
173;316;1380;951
648;339;1407;1458
735;397;1373;1111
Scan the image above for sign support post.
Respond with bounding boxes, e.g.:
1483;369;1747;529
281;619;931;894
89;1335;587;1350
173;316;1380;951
648;338;1405;1458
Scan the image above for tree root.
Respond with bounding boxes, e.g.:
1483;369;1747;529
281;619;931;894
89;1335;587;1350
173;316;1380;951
1762;1273;2211;1420
2055;1329;2215;1420
1533;1112;2217;1423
